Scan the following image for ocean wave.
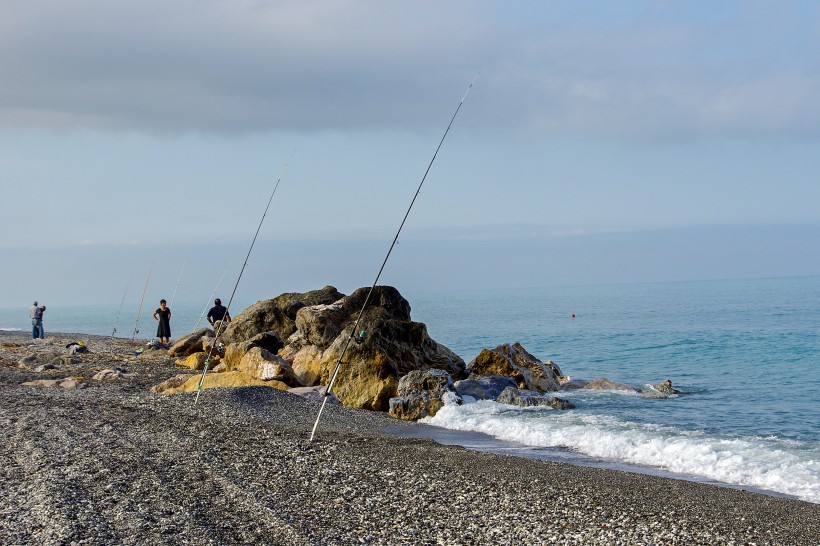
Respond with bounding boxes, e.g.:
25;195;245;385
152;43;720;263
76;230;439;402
422;401;820;503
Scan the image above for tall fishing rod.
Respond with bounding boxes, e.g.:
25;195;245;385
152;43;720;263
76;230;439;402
111;279;131;337
194;156;292;405
309;74;479;442
132;264;153;341
169;260;186;308
193;265;229;331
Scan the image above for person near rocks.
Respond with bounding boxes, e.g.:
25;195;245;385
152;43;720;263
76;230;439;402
207;298;231;328
152;299;172;345
29;301;45;339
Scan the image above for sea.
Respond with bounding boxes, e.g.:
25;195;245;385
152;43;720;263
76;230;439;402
2;276;818;503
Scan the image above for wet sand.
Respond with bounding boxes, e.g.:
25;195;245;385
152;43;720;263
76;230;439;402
1;331;818;545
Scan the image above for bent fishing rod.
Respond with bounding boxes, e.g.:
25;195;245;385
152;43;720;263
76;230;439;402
309;73;479;442
194;156;292;405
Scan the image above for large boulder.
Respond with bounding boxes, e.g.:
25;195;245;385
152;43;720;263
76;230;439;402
280;286;466;411
220;286;345;344
222;332;285;371
168;328;214;358
467;343;563;392
388;369;460;421
237;347;301;386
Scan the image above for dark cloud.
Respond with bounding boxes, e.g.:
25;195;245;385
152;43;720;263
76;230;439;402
1;1;818;138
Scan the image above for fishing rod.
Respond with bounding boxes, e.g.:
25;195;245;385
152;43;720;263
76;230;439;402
131;264;153;341
169;260;186;308
309;74;479;442
194;156;292;405
111;279;131;337
193;265;229;331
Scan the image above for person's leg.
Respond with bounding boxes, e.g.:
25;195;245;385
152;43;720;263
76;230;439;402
38;321;45;338
32;320;37;339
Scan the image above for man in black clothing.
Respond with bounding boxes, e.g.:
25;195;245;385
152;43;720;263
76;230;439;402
207;298;231;327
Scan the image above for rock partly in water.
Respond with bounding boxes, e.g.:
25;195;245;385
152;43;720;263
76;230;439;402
453;376;518;401
574;378;640;392
467;343;563;392
654;379;681;395
220;286;345;345
388;368;460;421
496;386;575;409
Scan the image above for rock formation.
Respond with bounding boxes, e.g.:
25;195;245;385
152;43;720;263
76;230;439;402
466;343;563;392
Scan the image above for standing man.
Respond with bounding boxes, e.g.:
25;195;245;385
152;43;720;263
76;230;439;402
207;298;231;328
29;301;45;339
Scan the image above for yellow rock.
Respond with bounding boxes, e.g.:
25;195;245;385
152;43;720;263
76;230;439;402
152;371;289;394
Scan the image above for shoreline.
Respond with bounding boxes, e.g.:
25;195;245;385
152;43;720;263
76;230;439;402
1;331;818;544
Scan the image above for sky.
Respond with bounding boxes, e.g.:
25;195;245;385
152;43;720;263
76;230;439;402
1;0;819;308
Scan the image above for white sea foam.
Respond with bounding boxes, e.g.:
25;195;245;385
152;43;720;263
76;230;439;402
0;328;23;332
422;401;820;503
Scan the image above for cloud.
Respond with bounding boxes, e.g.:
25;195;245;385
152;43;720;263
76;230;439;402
1;1;819;139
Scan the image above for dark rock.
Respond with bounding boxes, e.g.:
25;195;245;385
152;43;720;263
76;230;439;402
454;376;518;400
546;396;575;410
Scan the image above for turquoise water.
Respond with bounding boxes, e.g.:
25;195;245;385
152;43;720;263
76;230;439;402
3;276;818;501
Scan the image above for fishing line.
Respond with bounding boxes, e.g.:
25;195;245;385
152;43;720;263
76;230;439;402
132;264;153;341
111;278;131;337
309;74;479;442
194;155;292;405
169;260;186;308
193;265;230;331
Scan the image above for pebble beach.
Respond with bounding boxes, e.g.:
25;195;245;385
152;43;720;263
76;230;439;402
1;330;818;545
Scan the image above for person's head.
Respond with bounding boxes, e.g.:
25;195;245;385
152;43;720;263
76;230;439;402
33;301;38;306
215;298;221;306
41;306;46;311
160;299;167;307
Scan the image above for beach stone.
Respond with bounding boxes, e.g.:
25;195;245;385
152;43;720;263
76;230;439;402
221;286;345;345
92;368;136;381
467;343;562;392
18;351;75;369
454;376;518;400
21;377;86;390
34;363;58;372
495;386;573;409
151;371;287;394
287;385;339;404
388;369;460;421
237;346;300;386
168;328;214;358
